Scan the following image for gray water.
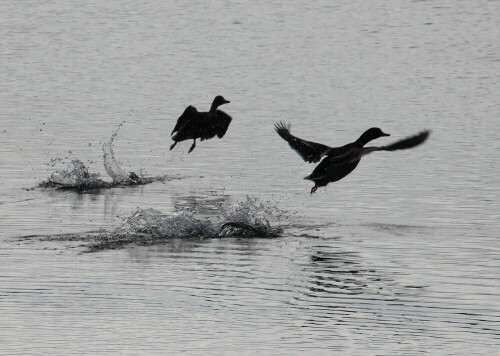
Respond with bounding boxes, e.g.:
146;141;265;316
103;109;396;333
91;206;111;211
1;0;499;354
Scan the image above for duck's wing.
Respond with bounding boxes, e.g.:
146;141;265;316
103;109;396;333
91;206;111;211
274;121;332;163
304;150;361;182
361;130;431;156
171;105;198;135
213;110;233;138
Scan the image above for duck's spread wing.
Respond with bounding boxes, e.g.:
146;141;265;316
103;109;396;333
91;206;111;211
380;130;430;151
305;150;360;182
214;110;232;138
274;121;331;163
362;130;431;156
172;105;198;135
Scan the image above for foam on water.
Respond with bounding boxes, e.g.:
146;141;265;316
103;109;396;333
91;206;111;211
38;123;175;191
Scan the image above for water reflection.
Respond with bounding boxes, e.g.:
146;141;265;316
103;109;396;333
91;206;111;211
125;236;265;263
44;185;129;222
302;247;387;297
363;222;431;237
103;188;128;221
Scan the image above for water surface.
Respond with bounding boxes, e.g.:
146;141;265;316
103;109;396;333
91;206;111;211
1;0;499;354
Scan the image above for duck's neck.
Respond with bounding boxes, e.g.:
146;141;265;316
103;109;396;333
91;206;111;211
356;133;375;147
209;102;219;113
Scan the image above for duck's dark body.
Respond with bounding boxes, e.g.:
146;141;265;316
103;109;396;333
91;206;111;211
170;96;232;153
305;157;361;185
275;122;430;194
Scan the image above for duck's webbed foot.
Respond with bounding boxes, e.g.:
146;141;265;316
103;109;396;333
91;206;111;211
310;185;318;194
170;142;177;151
188;139;196;153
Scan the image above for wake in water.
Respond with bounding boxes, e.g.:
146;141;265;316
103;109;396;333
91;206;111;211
38;123;176;191
32;196;287;252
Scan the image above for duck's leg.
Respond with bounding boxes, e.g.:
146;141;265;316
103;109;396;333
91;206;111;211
188;139;196;153
310;181;326;194
170;142;177;150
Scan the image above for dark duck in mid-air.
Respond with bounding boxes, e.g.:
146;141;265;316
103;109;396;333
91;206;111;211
275;121;387;163
275;122;430;194
170;95;232;153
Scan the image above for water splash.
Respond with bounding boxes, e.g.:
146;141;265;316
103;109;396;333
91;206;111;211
32;196;287;251
220;195;290;230
38;123;176;191
102;121;134;184
38;158;111;190
119;199;285;239
117;209;216;238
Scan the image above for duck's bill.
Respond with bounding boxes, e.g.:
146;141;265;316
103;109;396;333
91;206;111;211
223;99;230;104
382;132;390;136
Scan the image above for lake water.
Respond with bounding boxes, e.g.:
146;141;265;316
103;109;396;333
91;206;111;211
1;0;499;354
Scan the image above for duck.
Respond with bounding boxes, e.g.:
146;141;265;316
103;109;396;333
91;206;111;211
274;121;389;163
305;129;430;194
170;95;232;153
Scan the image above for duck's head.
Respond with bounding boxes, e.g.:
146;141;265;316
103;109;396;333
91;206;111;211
211;95;230;111
357;127;390;146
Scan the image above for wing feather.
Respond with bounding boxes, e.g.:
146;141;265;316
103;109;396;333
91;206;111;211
171;105;198;135
214;110;233;138
361;130;431;156
274;121;332;163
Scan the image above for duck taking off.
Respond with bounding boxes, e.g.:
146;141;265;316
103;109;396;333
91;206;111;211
170;95;232;153
305;129;430;194
275;122;430;194
274;121;389;163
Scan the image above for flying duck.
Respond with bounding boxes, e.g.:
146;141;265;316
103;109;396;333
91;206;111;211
306;129;430;193
274;121;389;163
275;122;430;194
170;95;232;153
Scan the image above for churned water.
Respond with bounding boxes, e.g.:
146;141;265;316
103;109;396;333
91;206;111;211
1;0;499;354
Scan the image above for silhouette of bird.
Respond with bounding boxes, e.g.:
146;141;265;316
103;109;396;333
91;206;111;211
305;129;431;194
274;121;389;163
170;95;232;153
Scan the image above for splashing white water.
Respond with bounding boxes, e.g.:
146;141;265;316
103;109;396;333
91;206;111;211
118;196;286;238
102;121;134;184
40;158;109;189
80;196;287;251
27;196;290;251
221;195;289;229
39;122;174;190
118;208;216;238
50;159;95;184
